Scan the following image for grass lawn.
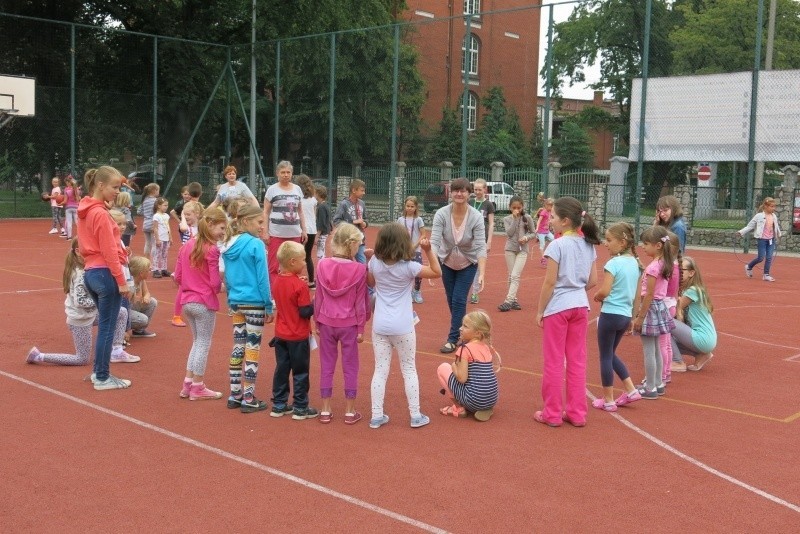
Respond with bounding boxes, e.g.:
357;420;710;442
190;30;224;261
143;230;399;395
0;190;52;218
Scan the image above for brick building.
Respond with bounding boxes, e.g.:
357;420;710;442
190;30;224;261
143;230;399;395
540;91;621;169
403;1;542;136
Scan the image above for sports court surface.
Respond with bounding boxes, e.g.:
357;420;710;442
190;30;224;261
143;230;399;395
1;218;799;532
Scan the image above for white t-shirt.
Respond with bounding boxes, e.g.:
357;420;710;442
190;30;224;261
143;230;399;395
369;257;422;336
214;181;256;206
301;196;318;234
397;215;424;252
153;212;171;241
542;235;596;317
265;183;303;238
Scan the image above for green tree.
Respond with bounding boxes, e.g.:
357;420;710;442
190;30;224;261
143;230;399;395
671;0;800;74
542;0;674;141
426;107;462;164
467;87;530;167
551;121;594;170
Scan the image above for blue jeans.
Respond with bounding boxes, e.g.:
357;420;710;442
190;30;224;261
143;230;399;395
83;268;122;381
747;238;775;275
441;262;478;344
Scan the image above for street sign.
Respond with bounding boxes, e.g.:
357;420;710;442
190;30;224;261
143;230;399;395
698;165;711;181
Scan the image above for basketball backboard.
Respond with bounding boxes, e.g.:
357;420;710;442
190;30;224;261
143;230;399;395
0;74;36;117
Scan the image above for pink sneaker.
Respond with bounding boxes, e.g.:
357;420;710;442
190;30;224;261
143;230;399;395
615;390;642;407
592;398;618;412
179;380;192;399
26;347;41;364
110;350;141;363
189;383;222;401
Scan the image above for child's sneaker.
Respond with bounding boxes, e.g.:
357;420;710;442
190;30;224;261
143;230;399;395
270;404;294;418
93;375;132;390
412;290;424;304
171;315;187;327
745;265;753;278
369;415;390;429
763;274;775;282
656;384;666;396
292;406;319;420
240;397;268;413
510;301;522;310
48;228;58;235
410;414;430;428
180;379;192;399
637;387;659;400
26;347;42;364
110;350;141;363
152;270;162;278
344;412;362;425
470;293;479;304
226;396;243;409
189;383;222;401
497;301;513;312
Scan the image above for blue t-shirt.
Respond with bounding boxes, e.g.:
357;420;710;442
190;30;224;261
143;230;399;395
684;286;717;353
543;235;597;317
600;255;640;317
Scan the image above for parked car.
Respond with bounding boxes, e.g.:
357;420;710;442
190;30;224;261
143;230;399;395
793;193;800;233
423;181;451;212
485;181;516;212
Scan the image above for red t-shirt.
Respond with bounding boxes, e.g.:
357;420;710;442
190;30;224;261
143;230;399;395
273;272;312;341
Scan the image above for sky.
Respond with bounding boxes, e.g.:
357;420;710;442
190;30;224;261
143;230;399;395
538;0;601;100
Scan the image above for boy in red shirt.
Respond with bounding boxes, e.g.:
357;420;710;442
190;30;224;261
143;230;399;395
270;241;318;420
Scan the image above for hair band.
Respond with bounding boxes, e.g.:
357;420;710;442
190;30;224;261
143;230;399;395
660;236;669;243
581;211;586;218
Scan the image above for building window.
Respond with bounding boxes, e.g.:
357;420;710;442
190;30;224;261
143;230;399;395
464;0;481;16
461;91;478;131
461;34;479;76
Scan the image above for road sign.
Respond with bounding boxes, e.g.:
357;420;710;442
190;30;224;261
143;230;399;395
697;165;711;181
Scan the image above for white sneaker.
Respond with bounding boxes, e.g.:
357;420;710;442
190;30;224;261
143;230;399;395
48;228;58;234
94;375;132;390
745;266;753;278
763;274;775;282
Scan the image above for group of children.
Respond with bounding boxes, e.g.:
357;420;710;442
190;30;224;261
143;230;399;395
32;164;736;428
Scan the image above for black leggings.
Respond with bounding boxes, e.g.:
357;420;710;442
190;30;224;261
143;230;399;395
304;234;316;283
597;312;632;387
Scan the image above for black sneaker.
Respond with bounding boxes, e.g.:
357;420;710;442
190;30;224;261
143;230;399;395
152;270;162;278
511;301;522;310
270;404;294;418
291;406;319;420
161;270;171;277
227;396;243;409
131;330;156;338
240;397;268;413
497;301;513;312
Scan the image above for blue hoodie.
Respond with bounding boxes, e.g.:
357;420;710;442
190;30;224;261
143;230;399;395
220;233;272;312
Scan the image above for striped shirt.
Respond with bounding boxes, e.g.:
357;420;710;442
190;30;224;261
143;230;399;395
448;342;498;412
265;183;303;238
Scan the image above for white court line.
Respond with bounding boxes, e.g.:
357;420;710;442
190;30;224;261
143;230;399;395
0;287;62;295
585;391;800;514
0;370;449;534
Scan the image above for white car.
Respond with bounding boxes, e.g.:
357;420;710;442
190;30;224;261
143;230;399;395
485;181;516;212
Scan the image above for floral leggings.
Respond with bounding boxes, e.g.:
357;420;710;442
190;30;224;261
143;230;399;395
38;308;128;365
229;306;265;401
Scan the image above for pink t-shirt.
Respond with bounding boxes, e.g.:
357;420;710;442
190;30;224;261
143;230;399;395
640;258;668;300
536;209;551;234
763;213;774;240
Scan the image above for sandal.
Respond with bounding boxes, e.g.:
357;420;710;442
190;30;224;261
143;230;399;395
439;404;467;418
688;353;714;371
440;342;457;354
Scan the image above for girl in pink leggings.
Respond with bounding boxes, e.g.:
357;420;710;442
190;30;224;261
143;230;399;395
534;197;599;428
